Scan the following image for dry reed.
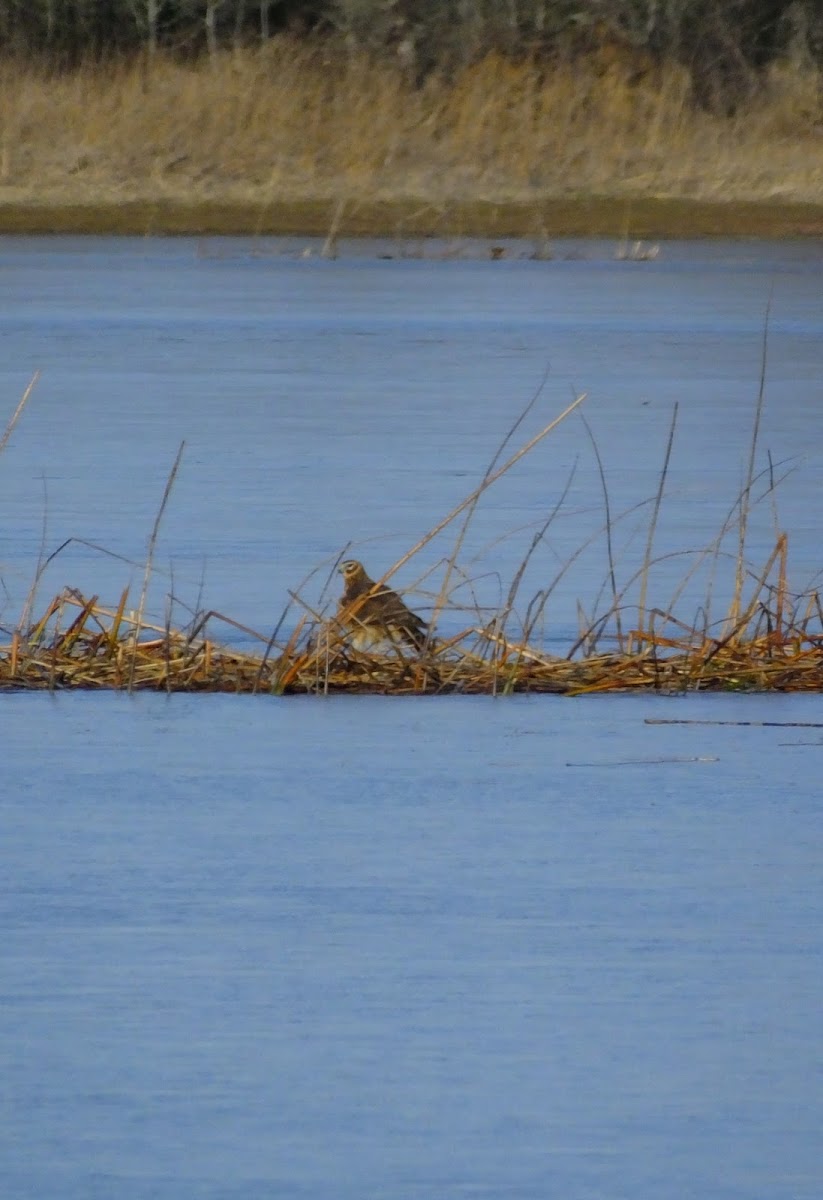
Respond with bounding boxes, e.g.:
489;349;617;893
2;385;822;697
0;42;821;223
2;568;821;696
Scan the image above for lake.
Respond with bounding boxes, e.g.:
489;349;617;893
1;236;822;1199
1;235;822;645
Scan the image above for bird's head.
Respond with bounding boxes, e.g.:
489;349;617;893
339;559;367;584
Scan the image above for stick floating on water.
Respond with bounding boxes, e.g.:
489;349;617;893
566;755;719;766
645;719;823;728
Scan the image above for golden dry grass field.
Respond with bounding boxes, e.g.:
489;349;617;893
1;41;823;235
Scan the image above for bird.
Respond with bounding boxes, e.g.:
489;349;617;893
337;559;428;652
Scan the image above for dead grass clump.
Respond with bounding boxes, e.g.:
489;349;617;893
2;373;823;697
2;572;822;696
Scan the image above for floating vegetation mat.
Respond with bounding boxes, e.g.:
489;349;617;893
3;363;822;696
1;571;822;696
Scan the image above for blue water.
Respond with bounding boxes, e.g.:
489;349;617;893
3;691;823;1200
1;237;823;1199
1;236;822;648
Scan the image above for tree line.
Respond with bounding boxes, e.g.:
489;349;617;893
2;1;820;109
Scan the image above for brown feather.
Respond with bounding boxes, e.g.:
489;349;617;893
338;560;427;651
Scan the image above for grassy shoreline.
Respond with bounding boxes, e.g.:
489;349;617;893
1;44;822;239
3;196;823;238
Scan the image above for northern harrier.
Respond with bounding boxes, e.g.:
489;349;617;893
337;559;428;652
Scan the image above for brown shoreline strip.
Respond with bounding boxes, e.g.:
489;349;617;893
2;197;823;239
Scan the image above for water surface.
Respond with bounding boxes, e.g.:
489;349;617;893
3;691;823;1200
1;237;822;1200
1;235;822;646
